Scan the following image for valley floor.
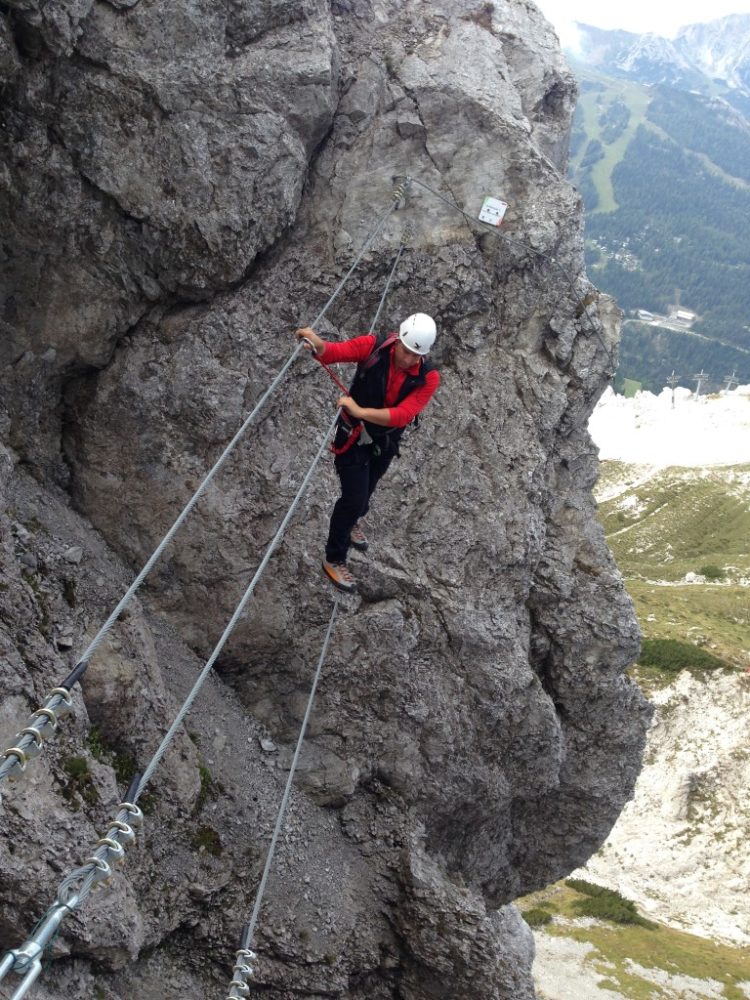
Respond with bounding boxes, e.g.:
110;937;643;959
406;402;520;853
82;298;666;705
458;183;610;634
533;923;750;1000
525;884;750;1000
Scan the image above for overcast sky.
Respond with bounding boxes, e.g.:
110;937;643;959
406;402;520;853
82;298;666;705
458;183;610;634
534;0;750;41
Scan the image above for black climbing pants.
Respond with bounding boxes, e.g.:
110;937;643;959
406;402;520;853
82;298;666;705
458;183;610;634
325;435;395;564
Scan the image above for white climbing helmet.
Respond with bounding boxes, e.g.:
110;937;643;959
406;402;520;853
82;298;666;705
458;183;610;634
398;313;437;355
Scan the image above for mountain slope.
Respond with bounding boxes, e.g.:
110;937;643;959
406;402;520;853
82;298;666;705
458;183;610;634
573;14;750;113
523;395;750;998
568;48;750;391
676;15;750;100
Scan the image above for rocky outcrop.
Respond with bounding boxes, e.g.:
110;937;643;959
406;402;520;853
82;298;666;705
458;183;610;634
0;1;650;997
576;669;750;945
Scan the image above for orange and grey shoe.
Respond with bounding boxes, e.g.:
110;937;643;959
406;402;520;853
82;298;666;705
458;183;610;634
349;523;369;552
322;560;357;594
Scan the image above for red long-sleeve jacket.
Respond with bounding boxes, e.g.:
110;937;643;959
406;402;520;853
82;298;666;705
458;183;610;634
318;334;440;428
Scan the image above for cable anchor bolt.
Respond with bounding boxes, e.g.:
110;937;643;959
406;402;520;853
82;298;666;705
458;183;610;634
107;819;137;847
18;729;45;760
1;747;28;779
119;801;144;828
227;948;257;999
393;175;412;209
48;687;74;718
95;836;126;866
83;854;113;889
30;707;58;739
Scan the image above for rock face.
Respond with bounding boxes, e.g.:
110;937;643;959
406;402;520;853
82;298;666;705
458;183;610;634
1;0;338;470
0;2;651;998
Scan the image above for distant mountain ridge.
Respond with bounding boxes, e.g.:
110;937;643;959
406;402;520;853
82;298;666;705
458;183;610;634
572;14;750;116
677;15;750;93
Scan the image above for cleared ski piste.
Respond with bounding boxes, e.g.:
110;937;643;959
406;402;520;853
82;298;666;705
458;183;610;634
588;384;750;468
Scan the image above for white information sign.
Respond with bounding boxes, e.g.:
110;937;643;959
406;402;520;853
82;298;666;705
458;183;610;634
478;196;508;227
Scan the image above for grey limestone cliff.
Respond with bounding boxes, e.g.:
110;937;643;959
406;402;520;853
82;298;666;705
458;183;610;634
0;1;651;998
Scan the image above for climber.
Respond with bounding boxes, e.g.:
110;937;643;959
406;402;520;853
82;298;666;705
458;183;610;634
296;314;440;593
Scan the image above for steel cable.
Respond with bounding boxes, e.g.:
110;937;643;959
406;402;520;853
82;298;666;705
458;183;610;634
78;187;401;673
133;408;341;803
0;185;403;795
225;219;411;998
241;597;340;952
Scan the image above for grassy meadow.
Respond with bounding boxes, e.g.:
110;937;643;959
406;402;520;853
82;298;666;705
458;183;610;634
522;883;750;1000
597;461;750;671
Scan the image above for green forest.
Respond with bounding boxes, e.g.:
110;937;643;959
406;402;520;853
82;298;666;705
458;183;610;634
647;88;750;184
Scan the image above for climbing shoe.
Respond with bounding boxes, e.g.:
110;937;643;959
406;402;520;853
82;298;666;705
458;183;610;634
322;560;357;594
349;523;369;552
